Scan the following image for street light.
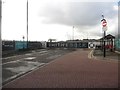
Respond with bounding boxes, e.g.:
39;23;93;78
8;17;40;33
27;0;28;49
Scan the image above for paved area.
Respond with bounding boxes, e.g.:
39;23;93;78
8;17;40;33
3;49;118;88
2;49;74;85
93;49;120;61
2;49;32;58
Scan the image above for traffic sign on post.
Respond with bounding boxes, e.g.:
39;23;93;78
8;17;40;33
101;15;107;58
101;19;107;31
102;20;107;27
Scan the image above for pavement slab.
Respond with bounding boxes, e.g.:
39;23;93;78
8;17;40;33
3;49;118;88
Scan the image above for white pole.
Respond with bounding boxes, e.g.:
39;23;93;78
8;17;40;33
73;26;74;40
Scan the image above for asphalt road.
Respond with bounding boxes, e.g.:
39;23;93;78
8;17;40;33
2;48;75;85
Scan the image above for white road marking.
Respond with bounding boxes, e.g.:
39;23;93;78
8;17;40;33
25;53;32;56
38;51;48;54
46;55;61;59
40;54;46;56
2;57;36;65
31;51;36;53
2;50;42;60
2;50;48;60
1;59;23;65
24;57;36;60
5;62;42;73
29;63;45;71
88;50;94;59
3;56;18;60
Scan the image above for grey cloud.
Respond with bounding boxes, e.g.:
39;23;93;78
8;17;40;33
39;2;117;27
90;31;103;37
77;28;102;37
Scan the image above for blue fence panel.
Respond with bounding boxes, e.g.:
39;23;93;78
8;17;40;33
115;38;120;51
15;41;27;50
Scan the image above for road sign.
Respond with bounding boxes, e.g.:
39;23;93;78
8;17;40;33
88;42;95;48
102;20;107;27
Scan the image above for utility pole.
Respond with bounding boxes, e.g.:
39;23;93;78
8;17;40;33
73;26;74;40
0;0;1;41
27;0;28;49
0;0;1;34
0;0;2;89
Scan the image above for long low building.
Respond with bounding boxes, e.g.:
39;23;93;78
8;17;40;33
46;39;100;49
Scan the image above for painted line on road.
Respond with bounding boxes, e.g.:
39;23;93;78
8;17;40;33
2;50;38;60
46;55;61;60
29;63;45;71
3;55;19;60
88;50;94;59
38;51;48;53
2;57;37;65
24;50;48;56
25;53;32;56
2;50;49;65
38;52;49;56
24;57;36;60
1;59;23;65
2;53;33;60
2;49;48;60
31;50;36;53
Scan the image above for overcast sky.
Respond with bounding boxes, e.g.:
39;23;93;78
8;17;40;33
1;0;119;41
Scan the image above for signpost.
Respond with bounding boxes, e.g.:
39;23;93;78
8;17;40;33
101;15;107;57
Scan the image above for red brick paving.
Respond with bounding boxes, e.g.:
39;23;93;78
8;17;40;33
3;49;118;88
